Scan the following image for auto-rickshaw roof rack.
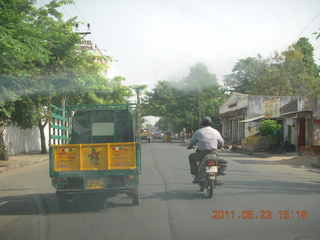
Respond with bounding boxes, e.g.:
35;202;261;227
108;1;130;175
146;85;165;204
66;103;138;111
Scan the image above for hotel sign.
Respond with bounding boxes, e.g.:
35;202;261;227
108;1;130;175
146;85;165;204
80;40;95;50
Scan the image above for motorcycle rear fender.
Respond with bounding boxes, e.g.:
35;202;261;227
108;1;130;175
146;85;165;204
201;154;218;166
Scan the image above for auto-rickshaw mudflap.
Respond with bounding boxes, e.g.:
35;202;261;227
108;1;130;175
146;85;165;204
51;169;140;192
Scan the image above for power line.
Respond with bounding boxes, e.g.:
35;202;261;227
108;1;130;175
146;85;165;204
71;2;111;62
294;11;320;43
61;5;73;19
73;3;89;23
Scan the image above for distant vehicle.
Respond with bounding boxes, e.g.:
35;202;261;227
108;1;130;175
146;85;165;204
163;131;172;142
140;129;151;143
152;132;162;139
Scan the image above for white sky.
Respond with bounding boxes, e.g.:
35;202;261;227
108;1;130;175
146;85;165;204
57;0;320;89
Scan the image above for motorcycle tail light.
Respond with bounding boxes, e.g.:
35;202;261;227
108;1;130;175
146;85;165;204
207;160;216;166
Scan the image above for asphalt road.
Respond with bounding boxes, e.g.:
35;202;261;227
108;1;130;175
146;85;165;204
0;142;320;240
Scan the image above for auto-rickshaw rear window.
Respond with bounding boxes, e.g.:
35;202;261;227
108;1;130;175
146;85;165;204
69;109;135;144
92;122;114;136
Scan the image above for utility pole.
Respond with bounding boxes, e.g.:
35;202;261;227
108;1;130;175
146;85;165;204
198;85;202;125
75;23;91;37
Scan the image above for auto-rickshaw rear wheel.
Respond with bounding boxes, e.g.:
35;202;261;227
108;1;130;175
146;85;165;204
132;186;140;206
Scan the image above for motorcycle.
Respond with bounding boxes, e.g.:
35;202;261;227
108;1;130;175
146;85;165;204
195;153;227;198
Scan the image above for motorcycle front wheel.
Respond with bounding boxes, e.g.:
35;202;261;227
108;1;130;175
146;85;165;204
205;179;214;198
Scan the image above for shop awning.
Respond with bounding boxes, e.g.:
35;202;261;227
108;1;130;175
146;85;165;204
239;115;265;123
280;109;312;117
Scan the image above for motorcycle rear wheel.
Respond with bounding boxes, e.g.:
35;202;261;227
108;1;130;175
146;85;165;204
205;179;214;198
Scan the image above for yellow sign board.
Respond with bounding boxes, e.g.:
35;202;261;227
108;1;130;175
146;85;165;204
52;143;137;172
264;98;280;119
54;146;80;171
80;146;108;171
108;144;137;170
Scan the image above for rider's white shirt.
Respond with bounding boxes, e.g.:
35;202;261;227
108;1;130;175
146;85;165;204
188;126;224;151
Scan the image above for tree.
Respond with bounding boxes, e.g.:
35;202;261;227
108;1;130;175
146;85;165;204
1;0;83;154
0;0;132;154
143;63;227;132
282;37;319;95
0;0;50;76
0;101;15;143
226;38;319;96
183;63;218;87
252;63;293;96
223;55;268;94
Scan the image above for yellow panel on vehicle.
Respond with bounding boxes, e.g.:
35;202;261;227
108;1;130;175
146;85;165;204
80;145;108;171
53;145;80;171
52;142;137;171
108;143;137;170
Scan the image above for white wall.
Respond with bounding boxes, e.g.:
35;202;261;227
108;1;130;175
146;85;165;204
3;125;49;155
219;92;248;114
247;96;294;118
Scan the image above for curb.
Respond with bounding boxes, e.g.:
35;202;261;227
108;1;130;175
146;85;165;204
311;162;320;169
0;155;49;173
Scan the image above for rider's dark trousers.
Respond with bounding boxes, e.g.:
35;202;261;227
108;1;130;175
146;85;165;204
188;150;217;176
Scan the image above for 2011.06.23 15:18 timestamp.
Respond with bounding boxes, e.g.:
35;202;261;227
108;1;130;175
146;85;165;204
211;210;309;220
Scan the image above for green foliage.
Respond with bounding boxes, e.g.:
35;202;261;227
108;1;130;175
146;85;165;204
183;63;218;87
224;38;320;96
0;144;8;160
0;101;15;128
258;120;282;137
0;0;132;153
143;63;227;132
11;99;35;129
223;55;268;94
0;0;50;75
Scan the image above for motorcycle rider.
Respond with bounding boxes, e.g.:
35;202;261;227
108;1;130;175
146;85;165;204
187;116;224;183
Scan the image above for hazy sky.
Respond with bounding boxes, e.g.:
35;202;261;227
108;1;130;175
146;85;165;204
57;0;320;89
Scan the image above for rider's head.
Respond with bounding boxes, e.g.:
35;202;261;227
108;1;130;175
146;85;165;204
202;116;212;126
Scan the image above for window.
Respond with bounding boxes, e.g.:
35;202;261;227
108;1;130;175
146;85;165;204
92;122;114;136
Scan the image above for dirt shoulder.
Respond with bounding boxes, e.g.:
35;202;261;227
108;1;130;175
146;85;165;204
276;155;320;168
252;152;320;168
242;151;320;169
0;153;49;173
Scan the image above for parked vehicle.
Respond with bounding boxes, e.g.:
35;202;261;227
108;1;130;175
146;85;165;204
49;101;141;208
195;153;227;198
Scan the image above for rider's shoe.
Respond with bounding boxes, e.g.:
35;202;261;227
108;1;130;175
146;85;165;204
214;179;223;186
193;176;199;184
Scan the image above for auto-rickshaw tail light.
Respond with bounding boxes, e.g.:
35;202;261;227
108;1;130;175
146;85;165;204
128;175;137;180
53;177;67;184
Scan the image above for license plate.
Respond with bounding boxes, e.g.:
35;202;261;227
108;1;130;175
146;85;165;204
87;179;104;189
206;166;218;173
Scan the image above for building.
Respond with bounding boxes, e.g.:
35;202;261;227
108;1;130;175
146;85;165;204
219;92;294;144
280;95;320;155
219;92;320;155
